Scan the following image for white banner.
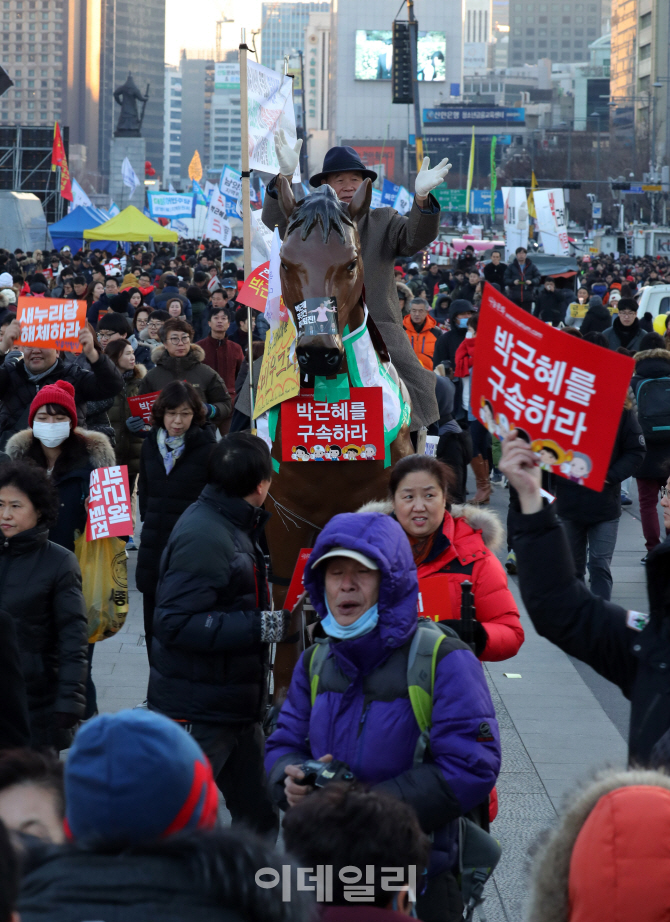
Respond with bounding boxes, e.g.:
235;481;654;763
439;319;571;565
219;165;242;201
71;178;92;210
533;188;570;256
247;60;300;182
121;157;139;194
203;187;233;246
502;186;529;258
251;209;273;269
393;186;412;215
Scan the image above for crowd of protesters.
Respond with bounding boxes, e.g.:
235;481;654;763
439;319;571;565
0;233;669;922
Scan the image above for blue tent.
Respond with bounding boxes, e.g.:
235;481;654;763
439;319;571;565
49;206;115;253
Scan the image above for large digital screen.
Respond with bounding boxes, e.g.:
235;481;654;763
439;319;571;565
355;30;446;81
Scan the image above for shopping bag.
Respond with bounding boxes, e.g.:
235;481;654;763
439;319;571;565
74;534;129;642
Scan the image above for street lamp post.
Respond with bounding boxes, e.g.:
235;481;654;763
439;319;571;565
590;112;601;186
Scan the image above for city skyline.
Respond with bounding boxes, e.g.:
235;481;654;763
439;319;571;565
164;0;263;65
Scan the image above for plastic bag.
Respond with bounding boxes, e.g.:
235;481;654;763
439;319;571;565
74;534;129;643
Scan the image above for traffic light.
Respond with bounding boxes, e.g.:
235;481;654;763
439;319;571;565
392;20;416;105
563;181;582;189
611;182;631;190
512;178;530;186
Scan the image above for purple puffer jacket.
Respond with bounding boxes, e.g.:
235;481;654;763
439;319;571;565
265;512;500;869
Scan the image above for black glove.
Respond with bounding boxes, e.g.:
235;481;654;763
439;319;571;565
53;711;79;730
447;619;488;657
125;416;146;433
259;610;291;643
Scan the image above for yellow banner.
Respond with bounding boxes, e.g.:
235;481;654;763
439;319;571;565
253;320;300;419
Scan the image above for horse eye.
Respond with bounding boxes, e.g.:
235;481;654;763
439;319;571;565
281;262;289;271
347;260;357;272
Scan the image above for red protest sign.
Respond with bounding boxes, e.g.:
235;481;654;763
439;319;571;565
284;548;313;611
86;465;133;540
236;260;287;316
471;284;635;491
17;298;86;353
281;387;386;461
127;391;160;425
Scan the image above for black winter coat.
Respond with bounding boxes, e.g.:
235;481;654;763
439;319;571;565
136;426;215;595
631;348;670;480
18;833;272;922
511;502;670;765
0;354;123;450
553;404;646;523
0;608;30;749
483;261;507;288
148;486;270;724
534;289;565;326
503;258;541;308
0;525;87;721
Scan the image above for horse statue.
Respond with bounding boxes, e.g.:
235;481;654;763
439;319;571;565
265;175;414;700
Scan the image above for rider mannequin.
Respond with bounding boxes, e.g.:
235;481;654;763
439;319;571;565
262;135;452;431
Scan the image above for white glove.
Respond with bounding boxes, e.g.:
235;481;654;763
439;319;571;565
414;156;452;198
274;129;303;178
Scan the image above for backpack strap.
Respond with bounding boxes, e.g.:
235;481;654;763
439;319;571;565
304;640;331;707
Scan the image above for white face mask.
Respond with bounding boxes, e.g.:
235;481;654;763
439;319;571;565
33;420;71;448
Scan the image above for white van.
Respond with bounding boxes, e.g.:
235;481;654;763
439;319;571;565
636;284;670;321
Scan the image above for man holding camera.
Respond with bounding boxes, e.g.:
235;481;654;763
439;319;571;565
266;510;500;922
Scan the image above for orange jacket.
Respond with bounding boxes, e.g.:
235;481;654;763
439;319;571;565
403;313;440;370
417;508;524;662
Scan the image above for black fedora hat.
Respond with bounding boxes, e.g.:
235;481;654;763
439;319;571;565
309;146;378;188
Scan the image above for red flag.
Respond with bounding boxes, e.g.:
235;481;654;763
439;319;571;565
51;122;73;202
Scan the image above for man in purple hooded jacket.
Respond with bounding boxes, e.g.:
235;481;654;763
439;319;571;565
265;511;500;921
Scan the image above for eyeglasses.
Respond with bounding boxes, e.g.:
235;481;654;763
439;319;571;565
661;487;669;499
147;322;162;330
167;336;190;345
97;332;114;341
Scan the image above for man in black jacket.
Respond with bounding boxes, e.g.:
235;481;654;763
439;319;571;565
503;247;541;311
533;277;565;326
500;432;670;767
148;433;293;838
0;320;124;450
482;250;506;288
553;386;645;600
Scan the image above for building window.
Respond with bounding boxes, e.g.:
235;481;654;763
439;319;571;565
639;43;651;60
526;27;535;34
639;11;652;27
562;39;571;46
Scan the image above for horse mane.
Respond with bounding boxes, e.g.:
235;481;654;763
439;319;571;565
286;185;354;245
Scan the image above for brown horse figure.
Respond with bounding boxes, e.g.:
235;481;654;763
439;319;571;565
266;175;414;701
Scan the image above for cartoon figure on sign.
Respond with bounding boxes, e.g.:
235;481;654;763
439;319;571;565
562;452;592;485
495;412;511;440
291;445;310;461
361;444;377;460
480;398;495;434
310;444;326;460
326;444;342;461
531;439;571;472
343;445;361;460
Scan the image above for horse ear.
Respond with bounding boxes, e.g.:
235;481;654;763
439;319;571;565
348;178;372;222
276;174;297;221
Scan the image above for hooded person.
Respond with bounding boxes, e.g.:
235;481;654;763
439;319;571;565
579;295;612;335
265;511;500;922
533;278;565;326
17;710;309;922
526;769;670;922
262;140;452;431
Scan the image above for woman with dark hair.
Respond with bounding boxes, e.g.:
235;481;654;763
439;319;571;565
136;380;215;659
0;461;88;751
387;454;524;661
104;338;147;485
165;297;186;321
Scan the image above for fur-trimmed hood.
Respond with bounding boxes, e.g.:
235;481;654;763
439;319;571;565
357;499;504;552
151;343;206;368
6;426;116;468
526;768;670;922
634;347;670;365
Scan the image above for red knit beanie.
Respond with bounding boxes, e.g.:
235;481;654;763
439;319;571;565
28;380;78;428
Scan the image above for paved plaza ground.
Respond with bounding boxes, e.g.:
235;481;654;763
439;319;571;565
91;474;650;920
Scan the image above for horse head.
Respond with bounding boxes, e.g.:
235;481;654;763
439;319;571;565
276;176;372;377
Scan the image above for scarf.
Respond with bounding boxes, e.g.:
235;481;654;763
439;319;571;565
321;601;379;640
25;360;59;383
408;529;440;566
614;316;640;348
157;428;186;474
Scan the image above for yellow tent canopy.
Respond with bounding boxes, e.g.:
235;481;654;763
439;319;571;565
83;205;178;243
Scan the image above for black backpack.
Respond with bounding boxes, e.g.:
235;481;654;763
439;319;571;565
635;377;670;444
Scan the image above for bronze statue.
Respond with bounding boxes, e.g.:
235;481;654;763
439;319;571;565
113;73;150;137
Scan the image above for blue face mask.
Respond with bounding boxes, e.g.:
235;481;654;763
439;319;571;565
458;317;469;328
321;601;379;640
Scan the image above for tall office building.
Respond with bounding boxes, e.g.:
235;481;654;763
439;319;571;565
210;63;242;174
260;1;330;69
179;55;214;180
163;64;181;183
508;0;603;65
98;0;166;180
0;0;67;128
